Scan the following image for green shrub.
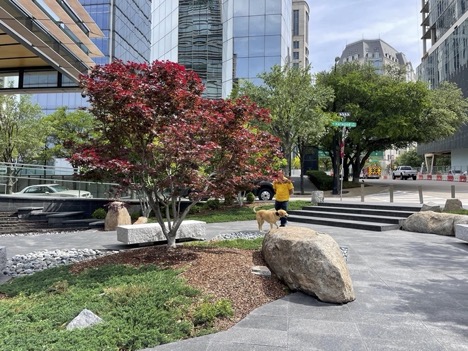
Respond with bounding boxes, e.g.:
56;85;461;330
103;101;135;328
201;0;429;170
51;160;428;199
189;204;204;214
193;298;233;326
91;208;107;219
130;211;141;221
204;199;221;210
307;170;333;190
245;192;255;204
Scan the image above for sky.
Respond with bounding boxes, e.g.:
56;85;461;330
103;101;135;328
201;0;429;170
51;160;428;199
308;0;422;73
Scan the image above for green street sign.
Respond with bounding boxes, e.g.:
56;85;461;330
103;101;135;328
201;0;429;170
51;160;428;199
331;121;357;127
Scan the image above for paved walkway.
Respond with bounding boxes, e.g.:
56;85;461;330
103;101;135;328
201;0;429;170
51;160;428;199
1;215;468;350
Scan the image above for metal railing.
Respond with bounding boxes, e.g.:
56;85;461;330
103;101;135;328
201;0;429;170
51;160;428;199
0;162;125;198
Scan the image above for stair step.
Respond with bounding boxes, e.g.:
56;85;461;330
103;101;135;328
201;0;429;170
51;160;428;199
287;201;419;232
299;206;415;218
318;202;422;212
288;215;401;231
288;210;405;224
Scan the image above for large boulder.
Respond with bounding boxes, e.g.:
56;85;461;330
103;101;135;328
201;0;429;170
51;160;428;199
402;211;468;236
421;202;441;212
443;198;463;212
104;201;131;231
262;226;355;304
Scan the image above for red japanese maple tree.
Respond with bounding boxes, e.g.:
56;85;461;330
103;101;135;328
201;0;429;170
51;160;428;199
70;60;281;248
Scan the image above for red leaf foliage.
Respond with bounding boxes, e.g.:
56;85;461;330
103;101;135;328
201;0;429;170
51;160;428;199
70;60;281;241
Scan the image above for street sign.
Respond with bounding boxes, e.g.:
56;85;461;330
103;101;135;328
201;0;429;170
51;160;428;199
331;121;357;127
338;112;350;117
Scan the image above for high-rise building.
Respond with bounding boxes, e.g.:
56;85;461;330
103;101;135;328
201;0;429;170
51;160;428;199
417;0;468;172
338;39;415;81
0;0;104;92
292;0;309;69
32;0;152;114
151;0;306;99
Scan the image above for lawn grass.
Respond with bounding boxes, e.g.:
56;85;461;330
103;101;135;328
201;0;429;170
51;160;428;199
0;201;310;350
186;200;310;223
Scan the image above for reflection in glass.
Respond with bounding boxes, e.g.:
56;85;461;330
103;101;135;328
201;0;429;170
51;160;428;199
266;0;281;14
250;0;265;16
178;0;223;98
233;0;249;16
265;15;281;35
236;57;249;77
249;57;264;78
249;36;265;57
234;16;249;37
249;15;265;36
265;35;281;56
234;37;249;57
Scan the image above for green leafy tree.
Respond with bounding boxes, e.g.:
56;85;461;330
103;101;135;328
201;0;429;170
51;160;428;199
41;107;98;161
237;65;334;182
0;94;45;193
394;149;424;168
316;62;468;182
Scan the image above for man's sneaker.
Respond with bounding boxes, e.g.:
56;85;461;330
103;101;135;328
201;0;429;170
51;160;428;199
279;225;285;227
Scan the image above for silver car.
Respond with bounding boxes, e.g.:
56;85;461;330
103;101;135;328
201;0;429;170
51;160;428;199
14;184;93;198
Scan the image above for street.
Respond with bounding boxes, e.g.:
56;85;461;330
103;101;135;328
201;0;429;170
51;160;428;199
340;178;468;206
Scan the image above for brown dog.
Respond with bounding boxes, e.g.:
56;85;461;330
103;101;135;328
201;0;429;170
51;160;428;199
253;206;288;232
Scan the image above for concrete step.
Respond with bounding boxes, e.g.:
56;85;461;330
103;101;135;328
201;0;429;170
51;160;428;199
317;202;422;212
288;215;401;231
288;210;406;225
287;201;420;231
299;205;415;218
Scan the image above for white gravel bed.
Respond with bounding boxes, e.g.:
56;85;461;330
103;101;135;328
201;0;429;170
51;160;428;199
3;248;119;277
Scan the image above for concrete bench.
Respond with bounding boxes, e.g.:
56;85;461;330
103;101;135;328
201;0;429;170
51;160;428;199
455;224;468;242
117;220;206;245
0;246;6;272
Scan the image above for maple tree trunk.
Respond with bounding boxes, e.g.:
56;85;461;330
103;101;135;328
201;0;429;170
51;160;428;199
167;232;177;249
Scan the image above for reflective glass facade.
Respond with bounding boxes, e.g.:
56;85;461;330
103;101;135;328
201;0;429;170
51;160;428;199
152;0;293;98
418;0;468;92
179;0;223;98
32;0;151;114
417;0;468;158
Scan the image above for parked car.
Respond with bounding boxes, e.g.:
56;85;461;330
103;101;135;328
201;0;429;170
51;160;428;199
252;180;275;201
13;184;93;198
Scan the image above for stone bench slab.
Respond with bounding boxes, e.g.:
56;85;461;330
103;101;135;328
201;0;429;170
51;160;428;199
117;220;206;245
455;224;468;242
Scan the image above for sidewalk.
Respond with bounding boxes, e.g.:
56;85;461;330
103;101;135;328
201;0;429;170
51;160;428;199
1;219;468;350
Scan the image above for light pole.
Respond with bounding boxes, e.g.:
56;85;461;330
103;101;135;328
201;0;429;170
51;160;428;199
332;57;341;195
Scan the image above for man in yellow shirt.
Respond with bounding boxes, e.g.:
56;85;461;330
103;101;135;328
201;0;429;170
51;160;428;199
273;170;294;227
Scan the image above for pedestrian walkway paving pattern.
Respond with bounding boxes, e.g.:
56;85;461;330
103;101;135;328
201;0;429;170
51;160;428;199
1;216;468;350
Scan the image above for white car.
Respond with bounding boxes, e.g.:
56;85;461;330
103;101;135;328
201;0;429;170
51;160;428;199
14;184;93;198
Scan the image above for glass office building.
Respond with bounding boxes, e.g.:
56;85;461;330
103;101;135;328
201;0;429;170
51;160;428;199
32;0;151;114
417;0;468;169
151;0;293;99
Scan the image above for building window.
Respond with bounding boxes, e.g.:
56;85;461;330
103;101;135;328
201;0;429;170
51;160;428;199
293;51;299;60
293;41;299;49
293;10;299;36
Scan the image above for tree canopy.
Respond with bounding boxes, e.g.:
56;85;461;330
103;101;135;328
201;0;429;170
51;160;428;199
236;65;334;176
0;94;45;193
316;62;468;181
71;60;281;248
41;107;98;161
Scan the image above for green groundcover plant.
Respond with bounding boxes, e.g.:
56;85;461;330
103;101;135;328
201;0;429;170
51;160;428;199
0;201;308;350
0;264;232;351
